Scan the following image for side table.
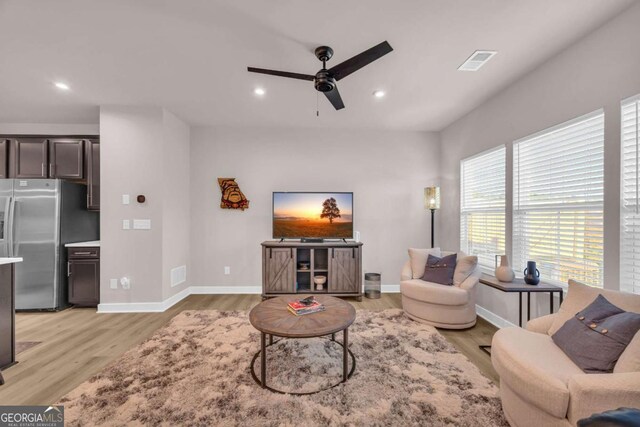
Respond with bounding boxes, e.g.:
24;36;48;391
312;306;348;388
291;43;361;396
478;273;564;354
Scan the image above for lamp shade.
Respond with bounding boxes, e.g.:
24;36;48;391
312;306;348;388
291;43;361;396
424;186;440;210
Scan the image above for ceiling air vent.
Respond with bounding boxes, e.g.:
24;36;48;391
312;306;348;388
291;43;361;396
458;50;497;71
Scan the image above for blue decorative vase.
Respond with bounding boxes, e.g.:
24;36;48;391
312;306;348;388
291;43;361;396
523;261;540;285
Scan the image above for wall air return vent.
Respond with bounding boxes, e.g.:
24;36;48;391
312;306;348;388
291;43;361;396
171;265;187;287
458;50;497;71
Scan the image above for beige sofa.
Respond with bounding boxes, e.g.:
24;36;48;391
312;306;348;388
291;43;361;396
400;251;481;329
491;280;640;427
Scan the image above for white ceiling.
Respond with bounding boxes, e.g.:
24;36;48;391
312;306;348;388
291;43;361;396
0;0;634;131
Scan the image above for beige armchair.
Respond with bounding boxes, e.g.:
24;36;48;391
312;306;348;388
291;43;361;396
491;280;640;427
400;251;481;329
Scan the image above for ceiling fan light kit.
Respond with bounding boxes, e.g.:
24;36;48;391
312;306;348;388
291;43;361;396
247;40;393;111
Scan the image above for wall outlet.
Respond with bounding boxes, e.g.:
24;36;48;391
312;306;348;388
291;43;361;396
120;277;131;290
224;266;231;275
122;219;130;230
122;194;130;205
110;278;118;289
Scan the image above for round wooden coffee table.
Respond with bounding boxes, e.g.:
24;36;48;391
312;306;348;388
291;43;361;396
249;295;356;394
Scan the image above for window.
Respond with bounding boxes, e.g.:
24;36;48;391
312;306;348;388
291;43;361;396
621;95;640;294
460;146;506;271
513;110;604;287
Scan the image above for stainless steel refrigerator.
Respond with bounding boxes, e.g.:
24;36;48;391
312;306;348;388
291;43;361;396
0;179;99;310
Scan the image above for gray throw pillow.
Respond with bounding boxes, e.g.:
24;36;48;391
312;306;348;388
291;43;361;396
421;253;457;286
552;294;640;373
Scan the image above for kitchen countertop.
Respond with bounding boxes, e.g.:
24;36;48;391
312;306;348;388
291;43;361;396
65;241;100;248
0;258;23;265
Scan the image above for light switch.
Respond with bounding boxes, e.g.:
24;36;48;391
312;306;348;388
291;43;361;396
110;278;118;289
122;194;130;205
133;219;151;230
122;219;130;230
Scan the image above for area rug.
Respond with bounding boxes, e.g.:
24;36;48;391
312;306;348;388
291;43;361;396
59;309;507;426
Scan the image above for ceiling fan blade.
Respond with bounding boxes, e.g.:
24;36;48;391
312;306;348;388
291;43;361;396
247;67;315;81
328;41;393;81
324;85;345;110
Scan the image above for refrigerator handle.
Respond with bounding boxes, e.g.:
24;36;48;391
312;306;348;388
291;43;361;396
7;197;15;257
3;196;10;256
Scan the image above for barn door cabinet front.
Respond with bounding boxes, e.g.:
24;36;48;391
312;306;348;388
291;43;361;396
261;241;362;300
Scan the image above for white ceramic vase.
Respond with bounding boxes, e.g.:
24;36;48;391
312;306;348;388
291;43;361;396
314;275;327;291
494;255;515;282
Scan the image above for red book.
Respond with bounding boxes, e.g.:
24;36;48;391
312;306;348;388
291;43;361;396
288;300;322;311
287;305;326;316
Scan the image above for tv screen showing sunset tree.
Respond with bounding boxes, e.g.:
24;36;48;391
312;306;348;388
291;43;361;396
273;192;353;239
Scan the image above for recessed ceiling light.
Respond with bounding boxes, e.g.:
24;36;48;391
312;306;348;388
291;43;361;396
254;88;265;96
373;90;385;98
54;82;70;90
458;50;497;71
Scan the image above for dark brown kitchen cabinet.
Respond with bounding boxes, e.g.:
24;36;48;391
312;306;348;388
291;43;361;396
13;138;48;178
49;138;84;179
0;263;16;376
68;247;100;307
0;140;8;178
0;134;100;213
86;139;100;211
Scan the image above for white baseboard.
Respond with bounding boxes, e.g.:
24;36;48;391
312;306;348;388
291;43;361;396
97;302;168;313
381;284;400;293
190;285;401;294
162;287;192;309
476;305;517;329
190;285;262;294
98;284;402;314
97;286;191;313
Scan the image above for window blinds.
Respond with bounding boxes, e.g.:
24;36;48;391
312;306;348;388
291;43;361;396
460;146;506;271
513;110;604;287
621;95;640;294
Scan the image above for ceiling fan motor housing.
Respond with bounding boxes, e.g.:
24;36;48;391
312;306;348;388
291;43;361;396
314;70;335;92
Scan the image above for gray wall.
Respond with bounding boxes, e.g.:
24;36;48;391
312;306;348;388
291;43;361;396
100;106;164;303
100;106;190;305
439;3;640;325
161;110;191;300
53;3;640;317
189;126;440;289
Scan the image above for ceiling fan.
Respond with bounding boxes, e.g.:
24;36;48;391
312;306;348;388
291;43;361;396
247;41;393;110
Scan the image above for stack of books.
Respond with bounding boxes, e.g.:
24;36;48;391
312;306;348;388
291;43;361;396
287;296;325;316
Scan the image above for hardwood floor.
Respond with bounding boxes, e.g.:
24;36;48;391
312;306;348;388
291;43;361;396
0;294;498;405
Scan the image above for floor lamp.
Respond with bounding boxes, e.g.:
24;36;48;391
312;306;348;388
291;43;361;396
424;187;440;248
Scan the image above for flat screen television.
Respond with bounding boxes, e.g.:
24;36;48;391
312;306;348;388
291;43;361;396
272;192;353;239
